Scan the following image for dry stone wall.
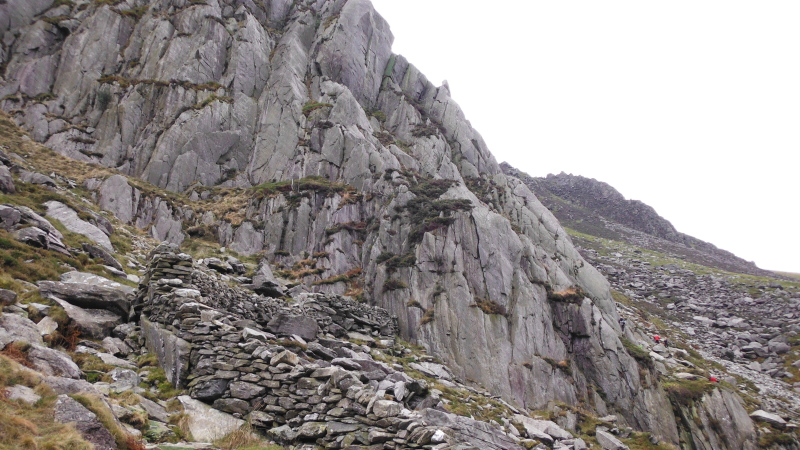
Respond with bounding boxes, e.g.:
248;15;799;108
136;244;538;449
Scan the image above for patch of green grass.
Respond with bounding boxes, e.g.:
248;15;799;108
663;379;714;407
141;367;182;401
383;279;407;292
301;101;332;117
377;251;416;271
621;337;652;367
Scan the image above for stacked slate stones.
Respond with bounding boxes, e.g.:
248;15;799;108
134;244;579;449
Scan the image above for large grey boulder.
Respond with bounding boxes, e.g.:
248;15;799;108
44;201;113;251
38;271;133;317
0;288;17;307
27;344;82;379
54;395;117;450
178;395;245;442
266;313;319;341
595;429;629;450
0;313;43;349
50;297;122;339
82;243;124;271
248;261;284;297
421;408;525;450
0;165;15;193
12;226;69;254
44;376;101;395
4;384;40;404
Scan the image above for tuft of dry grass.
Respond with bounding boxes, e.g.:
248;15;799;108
71;393;146;450
213;423;281;450
0;355;93;449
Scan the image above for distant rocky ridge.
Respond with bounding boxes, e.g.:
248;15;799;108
501;164;780;278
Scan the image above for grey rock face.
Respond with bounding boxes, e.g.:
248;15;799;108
0;0;732;443
141;317;191;388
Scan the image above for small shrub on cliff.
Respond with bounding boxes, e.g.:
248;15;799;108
420;308;435;325
301;101;332;117
471;297;508;316
547;286;586;303
383;279;407;292
663;379;714;407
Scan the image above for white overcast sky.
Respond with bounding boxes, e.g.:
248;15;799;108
370;1;800;274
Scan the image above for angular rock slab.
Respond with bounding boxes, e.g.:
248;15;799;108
178;395;245;442
44;201;113;251
28;344;82;379
39;271;133;317
595;429;629;450
422;408;525;450
266;313;319;341
51;297;122;339
0;312;44;349
750;410;787;429
141;317;191;388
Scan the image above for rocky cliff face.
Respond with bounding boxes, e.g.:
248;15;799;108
503;166;779;278
1;0;785;448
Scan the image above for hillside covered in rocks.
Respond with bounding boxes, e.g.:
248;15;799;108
0;0;798;448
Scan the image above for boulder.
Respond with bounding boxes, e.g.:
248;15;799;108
0;313;43;349
596;429;629;450
44;376;101;395
36;316;58;335
20;170;56;187
750;410;787;429
178;395;245;442
50;297;122;339
192;378;229;401
108;368;140;392
266;313;319;341
82;243;124;271
248;262;284;297
0;165;15;193
44;201;113;251
422;408;525;449
38;272;133;317
0;288;17;307
27;344;82;379
54;395;117;450
4;384;40;404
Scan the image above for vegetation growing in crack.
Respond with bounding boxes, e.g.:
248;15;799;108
393;178;473;244
250;176;356;207
471;297;508;316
